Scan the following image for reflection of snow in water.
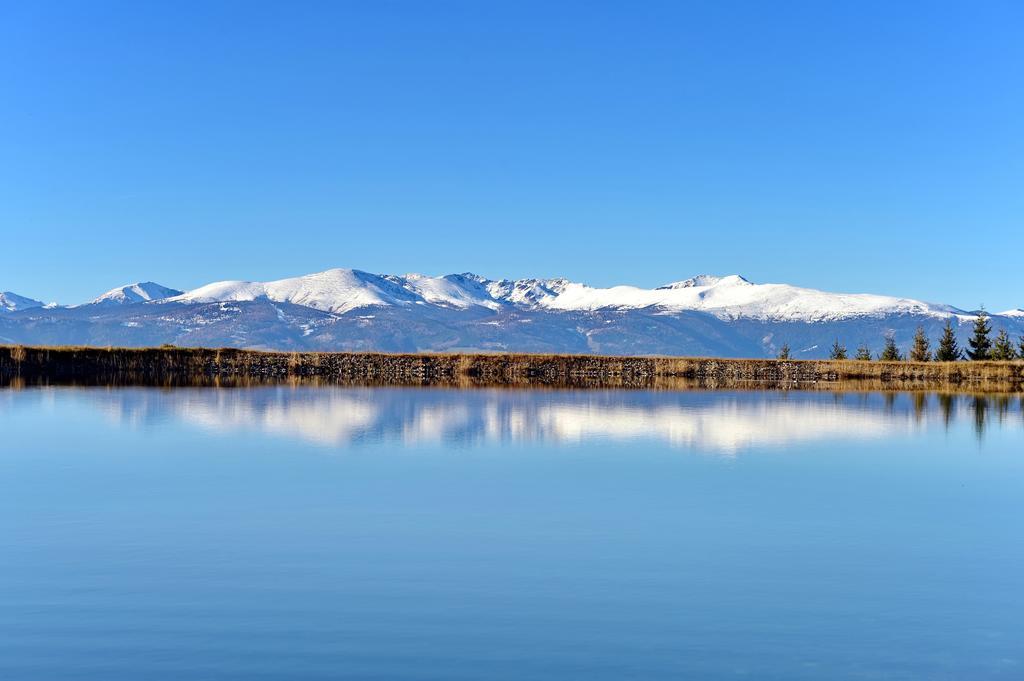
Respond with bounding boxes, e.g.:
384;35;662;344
520;402;900;453
5;386;1016;455
38;386;1018;455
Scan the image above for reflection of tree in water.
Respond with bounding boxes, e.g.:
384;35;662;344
971;396;988;439
937;393;956;430
994;395;1012;425
967;395;1018;439
930;394;1024;440
912;393;928;423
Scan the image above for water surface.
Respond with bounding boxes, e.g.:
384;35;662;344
2;387;1023;680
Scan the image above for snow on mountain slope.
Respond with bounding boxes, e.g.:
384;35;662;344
535;274;958;321
403;273;503;310
169;269;424;314
657;274;724;289
90;282;183;306
486;277;572;306
164;268;969;322
0;291;44;313
172;269;532;314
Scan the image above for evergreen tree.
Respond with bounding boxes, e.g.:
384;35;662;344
878;334;903;362
777;344;791;360
934;319;961;362
909;326;931;362
829;339;847;360
966;309;993;361
991;329;1017;361
1020;335;1024;359
854;344;873;361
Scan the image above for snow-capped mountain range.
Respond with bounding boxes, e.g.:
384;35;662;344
106;269;977;320
1;269;1021;357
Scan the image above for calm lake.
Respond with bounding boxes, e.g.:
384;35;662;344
2;386;1023;680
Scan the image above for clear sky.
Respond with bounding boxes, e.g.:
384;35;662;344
2;1;1022;310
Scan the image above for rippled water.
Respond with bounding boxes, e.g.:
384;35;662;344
2;387;1023;680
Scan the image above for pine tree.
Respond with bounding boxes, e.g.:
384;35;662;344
855;344;873;361
829;339;847;360
934;319;961;362
777;344;791;360
878;334;903;362
966;309;993;361
909;326;931;362
991;329;1017;361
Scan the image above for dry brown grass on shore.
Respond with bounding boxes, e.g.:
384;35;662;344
1;345;1022;392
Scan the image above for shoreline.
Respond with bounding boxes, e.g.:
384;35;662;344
2;345;1023;392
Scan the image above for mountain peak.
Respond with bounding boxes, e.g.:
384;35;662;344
657;274;750;290
0;291;45;313
90;282;183;306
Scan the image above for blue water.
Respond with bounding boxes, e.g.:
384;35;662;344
2;387;1023;680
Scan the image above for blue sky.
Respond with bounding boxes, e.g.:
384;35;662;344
2;1;1022;309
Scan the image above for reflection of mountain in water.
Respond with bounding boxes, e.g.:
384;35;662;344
64;387;1024;454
